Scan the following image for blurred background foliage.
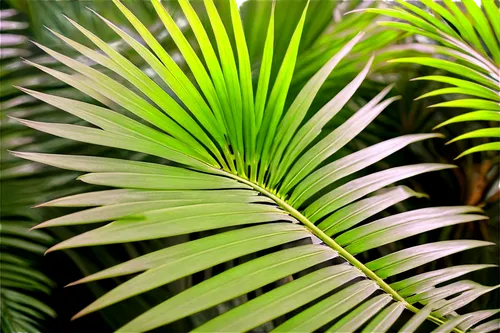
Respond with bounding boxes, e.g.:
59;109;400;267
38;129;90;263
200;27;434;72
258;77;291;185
0;0;498;332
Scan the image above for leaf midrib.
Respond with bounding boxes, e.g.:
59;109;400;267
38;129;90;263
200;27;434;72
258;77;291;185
221;169;464;333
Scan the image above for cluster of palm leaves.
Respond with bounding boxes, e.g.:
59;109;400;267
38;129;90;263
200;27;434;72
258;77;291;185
1;8;58;332
371;0;500;158
1;0;499;332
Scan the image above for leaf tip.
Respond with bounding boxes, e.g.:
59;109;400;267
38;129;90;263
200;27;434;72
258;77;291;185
29;39;42;48
416;191;430;199
8;149;20;157
71;308;88;321
76;174;86;181
30;223;46;231
45;243;63;254
13;84;26;92
33;202;48;208
432;123;446;130
85;6;98;14
344;8;365;16
65;280;81;288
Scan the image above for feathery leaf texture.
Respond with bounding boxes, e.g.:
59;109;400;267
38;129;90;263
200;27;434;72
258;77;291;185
10;1;499;332
374;0;500;158
1;9;56;333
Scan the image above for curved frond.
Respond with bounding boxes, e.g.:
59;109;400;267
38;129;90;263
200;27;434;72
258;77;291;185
0;221;56;333
12;1;499;332
0;9;57;332
370;0;500;158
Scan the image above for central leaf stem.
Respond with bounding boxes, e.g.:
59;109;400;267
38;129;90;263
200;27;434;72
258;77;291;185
223;171;463;333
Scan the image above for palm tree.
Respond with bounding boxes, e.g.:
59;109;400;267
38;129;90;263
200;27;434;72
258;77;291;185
9;0;500;332
370;0;500;158
0;2;172;331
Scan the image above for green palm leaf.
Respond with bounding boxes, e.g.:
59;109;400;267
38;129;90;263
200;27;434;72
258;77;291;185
12;1;499;332
0;221;56;333
1;9;57;332
370;0;500;158
1;2;181;330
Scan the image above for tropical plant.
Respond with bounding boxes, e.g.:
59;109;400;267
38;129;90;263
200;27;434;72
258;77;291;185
0;218;55;333
292;0;405;90
5;0;158;46
0;2;183;331
367;0;500;158
0;8;57;333
6;0;500;332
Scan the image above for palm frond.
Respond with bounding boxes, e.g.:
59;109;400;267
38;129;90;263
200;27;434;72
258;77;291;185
294;3;391;84
0;221;56;333
11;1;499;332
0;9;57;332
367;0;500;158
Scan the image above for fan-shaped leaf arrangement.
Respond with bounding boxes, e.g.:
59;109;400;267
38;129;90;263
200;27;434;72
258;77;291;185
367;0;500;158
12;0;499;332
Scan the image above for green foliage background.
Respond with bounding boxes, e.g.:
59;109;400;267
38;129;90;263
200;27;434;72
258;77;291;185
1;0;498;332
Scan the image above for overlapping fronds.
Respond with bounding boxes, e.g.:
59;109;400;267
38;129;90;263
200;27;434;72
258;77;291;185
1;9;57;332
10;0;500;332
367;0;500;158
293;0;406;89
4;0;158;46
0;221;56;333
